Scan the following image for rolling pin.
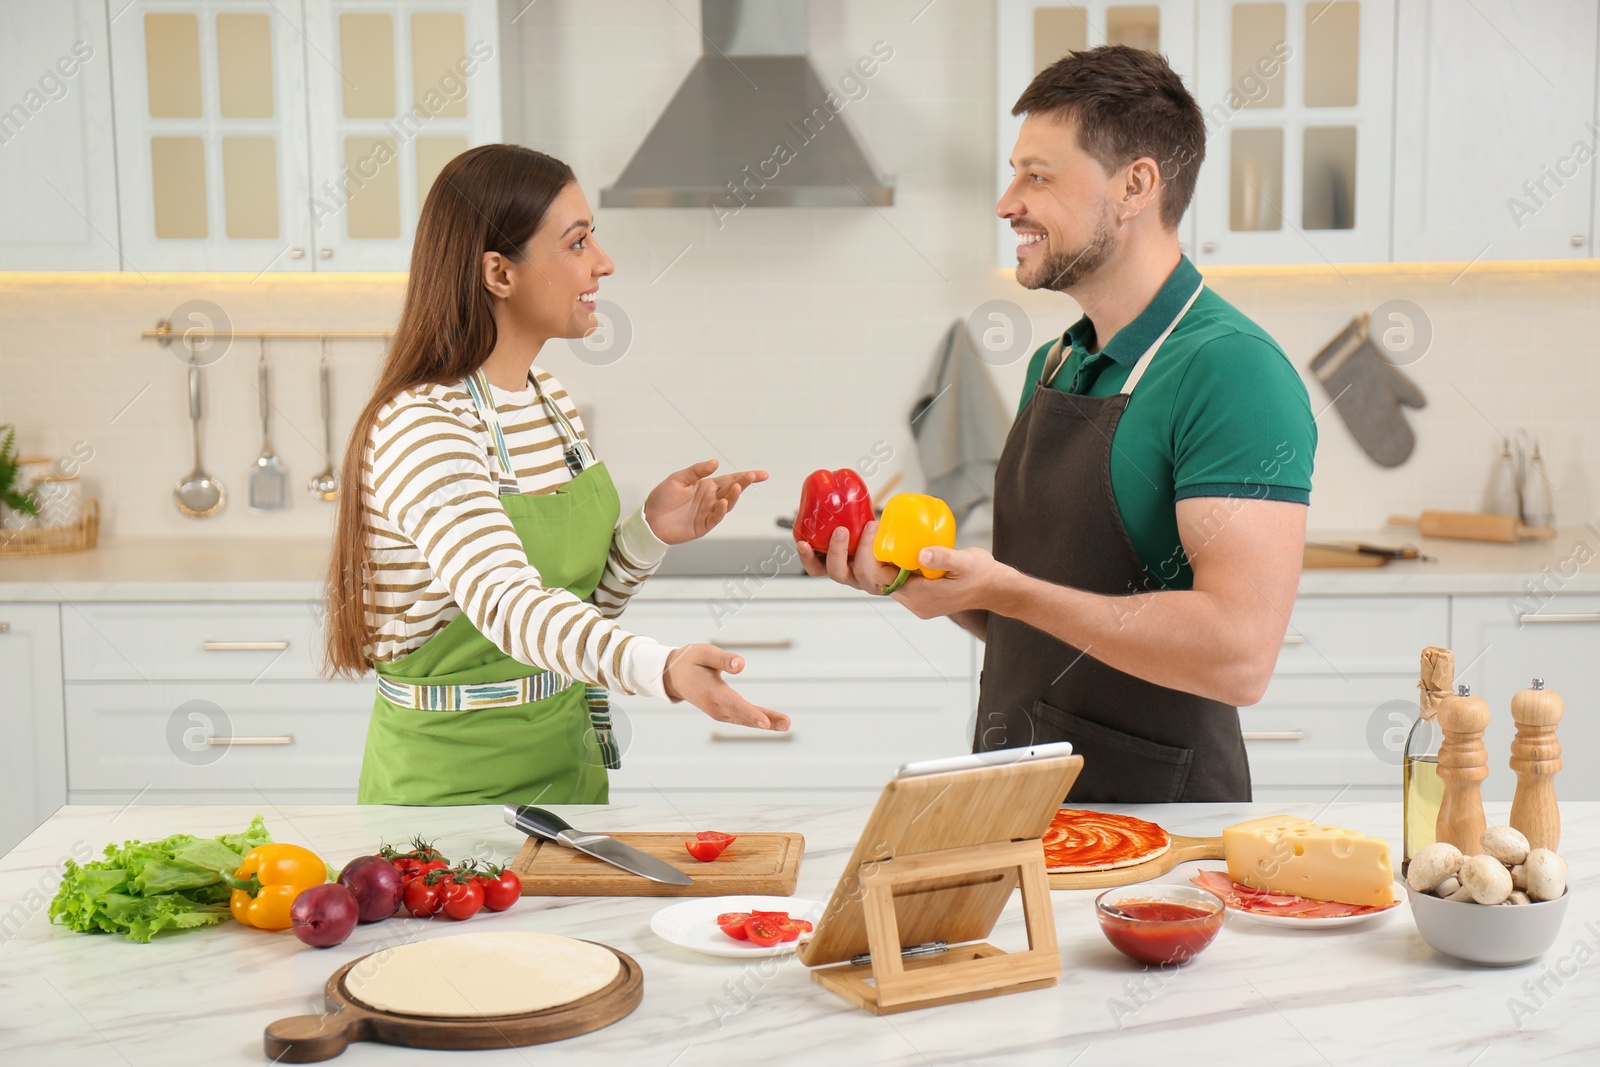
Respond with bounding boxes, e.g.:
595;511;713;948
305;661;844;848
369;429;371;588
1389;511;1556;543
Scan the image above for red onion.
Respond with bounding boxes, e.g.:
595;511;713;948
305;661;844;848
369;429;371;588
339;855;405;923
291;884;360;948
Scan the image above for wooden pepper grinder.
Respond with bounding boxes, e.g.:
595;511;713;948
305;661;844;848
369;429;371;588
1435;683;1491;853
1509;678;1563;851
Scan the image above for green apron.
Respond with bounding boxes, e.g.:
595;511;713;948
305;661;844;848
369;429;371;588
357;371;622;806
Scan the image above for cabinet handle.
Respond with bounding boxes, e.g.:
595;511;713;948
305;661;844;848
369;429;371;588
290;248;305;259
1243;730;1305;742
1516;612;1600;625
709;731;796;743
202;640;291;651
0;622;9;633
713;639;794;651
1281;634;1306;645
1201;241;1217;253
319;249;334;259
206;735;294;746
1573;235;1587;247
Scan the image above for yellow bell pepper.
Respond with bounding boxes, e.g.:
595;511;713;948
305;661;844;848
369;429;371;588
873;494;957;594
224;843;327;930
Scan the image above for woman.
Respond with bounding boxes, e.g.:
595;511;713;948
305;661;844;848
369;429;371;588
324;144;787;806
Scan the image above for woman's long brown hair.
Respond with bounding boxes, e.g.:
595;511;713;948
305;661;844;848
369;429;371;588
322;144;575;677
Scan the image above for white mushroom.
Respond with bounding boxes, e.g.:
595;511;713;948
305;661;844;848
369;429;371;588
1445;883;1477;903
1524;849;1568;902
1432;876;1461;898
1406;842;1464;893
1480;826;1531;867
1507;891;1531;906
1459;854;1514;905
1510;864;1527;891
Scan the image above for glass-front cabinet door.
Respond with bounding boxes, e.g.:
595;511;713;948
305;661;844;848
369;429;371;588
995;1;1199;271
1191;0;1394;265
303;0;501;271
110;1;315;272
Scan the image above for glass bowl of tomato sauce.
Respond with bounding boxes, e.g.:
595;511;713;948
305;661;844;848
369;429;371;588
1095;883;1226;965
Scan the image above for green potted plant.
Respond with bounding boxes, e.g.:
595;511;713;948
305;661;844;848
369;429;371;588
0;424;42;530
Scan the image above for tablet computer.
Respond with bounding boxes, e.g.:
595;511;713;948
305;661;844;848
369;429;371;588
895;740;1074;779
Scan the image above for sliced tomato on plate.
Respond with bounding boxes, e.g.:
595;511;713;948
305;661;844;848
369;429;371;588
743;915;785;948
716;911;752;940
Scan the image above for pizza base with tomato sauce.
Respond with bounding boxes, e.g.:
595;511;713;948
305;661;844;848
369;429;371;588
1042;809;1172;872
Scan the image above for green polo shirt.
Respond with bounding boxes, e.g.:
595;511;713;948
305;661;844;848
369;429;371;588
1016;255;1315;591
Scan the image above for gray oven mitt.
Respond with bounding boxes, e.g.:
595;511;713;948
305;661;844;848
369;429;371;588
1309;314;1426;468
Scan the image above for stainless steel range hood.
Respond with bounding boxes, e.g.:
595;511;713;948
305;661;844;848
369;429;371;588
600;0;893;210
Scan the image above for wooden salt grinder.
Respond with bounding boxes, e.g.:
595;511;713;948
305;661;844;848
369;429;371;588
1509;678;1563;851
1435;683;1491;853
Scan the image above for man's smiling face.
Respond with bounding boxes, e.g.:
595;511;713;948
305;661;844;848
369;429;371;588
998;112;1121;292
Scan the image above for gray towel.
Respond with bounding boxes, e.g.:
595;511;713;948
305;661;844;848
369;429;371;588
910;320;1011;521
1310;313;1426;468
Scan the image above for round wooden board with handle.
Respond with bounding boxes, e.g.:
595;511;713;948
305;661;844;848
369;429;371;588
1047;834;1224;890
264;941;643;1063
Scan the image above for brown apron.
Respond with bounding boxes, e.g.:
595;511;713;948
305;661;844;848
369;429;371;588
973;281;1252;803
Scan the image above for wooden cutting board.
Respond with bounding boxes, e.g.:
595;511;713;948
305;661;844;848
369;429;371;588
1047;834;1223;890
263;943;642;1062
509;832;804;897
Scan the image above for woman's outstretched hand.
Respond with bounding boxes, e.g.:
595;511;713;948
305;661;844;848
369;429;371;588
644;459;767;545
661;644;790;732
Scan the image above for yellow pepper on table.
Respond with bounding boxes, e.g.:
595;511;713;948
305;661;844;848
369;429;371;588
223;843;327;930
872;493;957;595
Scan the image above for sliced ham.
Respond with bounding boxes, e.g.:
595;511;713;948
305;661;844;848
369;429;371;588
1189;870;1398;918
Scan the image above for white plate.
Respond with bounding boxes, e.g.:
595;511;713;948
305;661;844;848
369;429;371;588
1225;899;1403;929
650;895;826;958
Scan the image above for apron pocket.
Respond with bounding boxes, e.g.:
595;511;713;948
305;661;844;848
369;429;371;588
1032;700;1194;804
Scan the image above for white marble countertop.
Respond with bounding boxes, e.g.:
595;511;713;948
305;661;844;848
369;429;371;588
1;801;1593;1065
3;525;1599;601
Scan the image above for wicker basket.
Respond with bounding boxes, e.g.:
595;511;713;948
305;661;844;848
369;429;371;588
0;497;99;557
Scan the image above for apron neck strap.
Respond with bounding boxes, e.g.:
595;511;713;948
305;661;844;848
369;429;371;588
464;369;514;477
465;367;594;484
1119;280;1205;397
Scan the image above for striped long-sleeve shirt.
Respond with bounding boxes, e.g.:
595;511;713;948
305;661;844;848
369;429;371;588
362;367;672;698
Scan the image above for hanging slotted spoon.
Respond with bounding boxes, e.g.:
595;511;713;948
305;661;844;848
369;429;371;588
174;345;225;518
309;337;339;501
249;337;287;511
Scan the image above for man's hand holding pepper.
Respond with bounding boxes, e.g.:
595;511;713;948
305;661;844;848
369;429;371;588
795;520;1020;621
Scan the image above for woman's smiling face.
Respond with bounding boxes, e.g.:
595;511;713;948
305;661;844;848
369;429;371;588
490;181;614;340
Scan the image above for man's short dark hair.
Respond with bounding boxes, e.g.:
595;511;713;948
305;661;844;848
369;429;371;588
1012;45;1204;231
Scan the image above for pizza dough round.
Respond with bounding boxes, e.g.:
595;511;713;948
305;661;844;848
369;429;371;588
344;931;621;1018
1043;809;1172;873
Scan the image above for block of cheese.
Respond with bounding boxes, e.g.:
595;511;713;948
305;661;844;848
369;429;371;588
1223;814;1395;907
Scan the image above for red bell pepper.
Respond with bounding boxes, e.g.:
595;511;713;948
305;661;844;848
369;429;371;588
793;468;875;555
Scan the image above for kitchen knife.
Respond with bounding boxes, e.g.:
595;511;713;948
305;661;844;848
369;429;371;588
503;805;695;886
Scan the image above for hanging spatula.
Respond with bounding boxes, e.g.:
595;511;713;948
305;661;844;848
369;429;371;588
249;338;287;511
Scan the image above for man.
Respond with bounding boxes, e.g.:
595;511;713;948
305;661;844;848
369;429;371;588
799;45;1316;803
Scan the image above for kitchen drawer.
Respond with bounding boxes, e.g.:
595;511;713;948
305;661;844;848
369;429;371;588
1273;596;1450;676
1241;675;1412;788
608;679;974;792
65;682;372;792
62;602;323;682
621;600;974;681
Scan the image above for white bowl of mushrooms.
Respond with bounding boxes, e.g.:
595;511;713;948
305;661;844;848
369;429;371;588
1403;826;1570;966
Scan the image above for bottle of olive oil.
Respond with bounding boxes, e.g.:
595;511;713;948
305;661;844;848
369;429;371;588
1403;646;1456;874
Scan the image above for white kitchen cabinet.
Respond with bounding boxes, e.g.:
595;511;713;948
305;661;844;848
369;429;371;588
60;600;325;682
303;0;502;270
1392;0;1598;263
1191;0;1395;265
1450;595;1600;803
110;0;316;272
995;1;1198;268
65;680;371;803
0;0;121;271
0;605;67;856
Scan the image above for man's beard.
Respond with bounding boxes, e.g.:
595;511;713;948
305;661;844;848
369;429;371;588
1017;215;1116;292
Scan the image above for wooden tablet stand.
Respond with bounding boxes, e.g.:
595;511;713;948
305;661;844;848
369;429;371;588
800;754;1083;1015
